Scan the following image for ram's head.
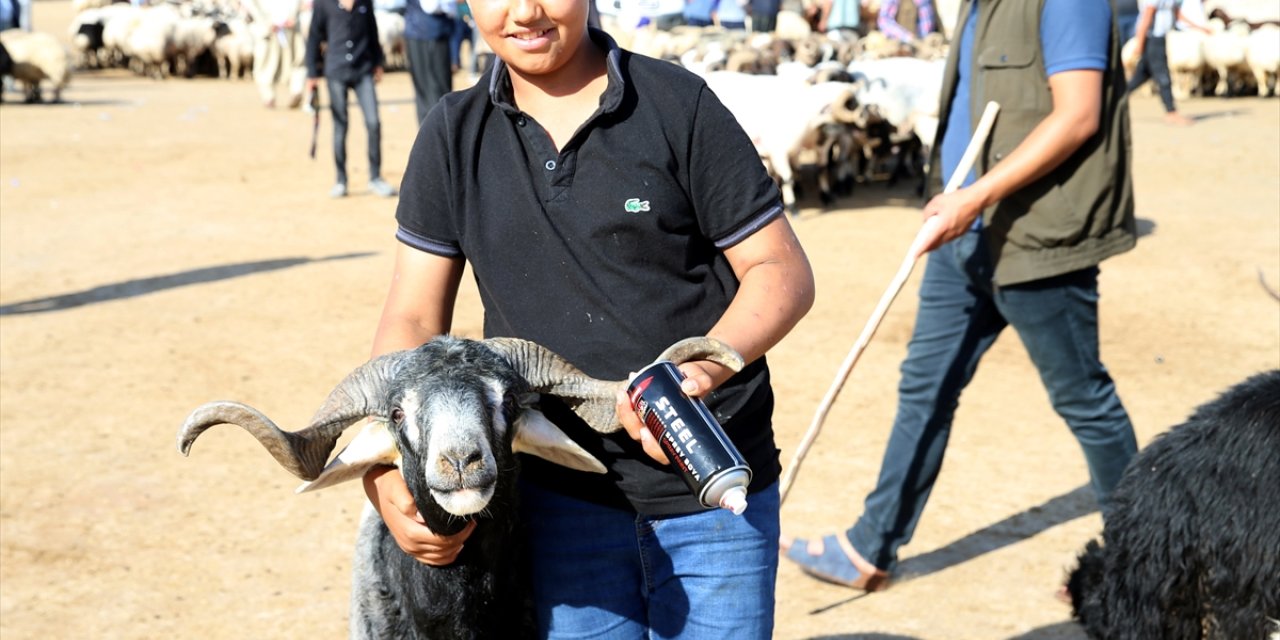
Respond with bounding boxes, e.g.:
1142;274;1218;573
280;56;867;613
177;336;743;532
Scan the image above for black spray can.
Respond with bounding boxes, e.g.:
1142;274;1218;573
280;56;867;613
626;360;752;514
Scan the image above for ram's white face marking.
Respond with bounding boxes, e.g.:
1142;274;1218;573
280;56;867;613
420;383;500;517
486;380;508;439
398;388;424;450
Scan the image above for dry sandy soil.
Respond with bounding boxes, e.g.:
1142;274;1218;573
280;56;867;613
2;3;1278;638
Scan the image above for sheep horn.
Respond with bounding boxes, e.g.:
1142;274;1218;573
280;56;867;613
482;336;745;434
177;350;413;480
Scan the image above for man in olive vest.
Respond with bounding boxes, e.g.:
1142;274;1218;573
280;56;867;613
783;0;1139;592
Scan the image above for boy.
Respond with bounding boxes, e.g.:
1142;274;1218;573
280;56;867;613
362;0;815;636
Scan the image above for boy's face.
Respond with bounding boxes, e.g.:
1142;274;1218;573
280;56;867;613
469;0;591;78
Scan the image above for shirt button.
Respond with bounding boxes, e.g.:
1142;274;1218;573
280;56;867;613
345;53;354;61
516;116;526;127
545;160;557;171
346;40;354;48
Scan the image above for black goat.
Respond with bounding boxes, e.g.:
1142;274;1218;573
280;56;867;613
1067;369;1280;639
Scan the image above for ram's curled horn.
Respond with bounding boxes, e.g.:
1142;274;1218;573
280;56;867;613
482;336;745;434
176;350;415;480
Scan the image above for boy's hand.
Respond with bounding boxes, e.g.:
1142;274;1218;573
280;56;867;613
363;466;475;565
616;387;669;465
614;359;731;466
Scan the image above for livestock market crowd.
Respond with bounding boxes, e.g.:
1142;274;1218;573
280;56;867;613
1;0;1278;638
2;0;1277;208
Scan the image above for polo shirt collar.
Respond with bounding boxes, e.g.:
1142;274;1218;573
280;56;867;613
488;27;627;117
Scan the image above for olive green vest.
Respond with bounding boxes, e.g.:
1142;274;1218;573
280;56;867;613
926;0;1137;286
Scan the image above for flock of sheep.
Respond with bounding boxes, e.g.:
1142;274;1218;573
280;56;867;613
1124;15;1280;99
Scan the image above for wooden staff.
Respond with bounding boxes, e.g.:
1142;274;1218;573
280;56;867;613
779;101;1002;505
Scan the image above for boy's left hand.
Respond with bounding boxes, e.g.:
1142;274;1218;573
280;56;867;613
614;360;728;466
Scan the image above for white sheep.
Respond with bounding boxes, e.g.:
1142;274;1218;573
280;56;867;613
1203;18;1254;95
373;9;405;71
171;15;219;78
124;4;180;79
0;29;71;103
1246;23;1279;96
213;16;254;80
704;71;863;211
100;5;142;68
1166;29;1209;98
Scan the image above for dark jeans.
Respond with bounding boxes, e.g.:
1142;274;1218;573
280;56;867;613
327;74;381;184
406;36;452;125
1126;35;1177;113
751;12;777;32
1117;13;1138;42
846;230;1138;572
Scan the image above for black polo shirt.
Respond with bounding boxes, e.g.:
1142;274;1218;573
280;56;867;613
394;29;785;516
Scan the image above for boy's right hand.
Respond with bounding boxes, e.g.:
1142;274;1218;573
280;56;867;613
363;465;476;566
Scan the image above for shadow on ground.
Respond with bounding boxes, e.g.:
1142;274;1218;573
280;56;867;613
0;252;375;315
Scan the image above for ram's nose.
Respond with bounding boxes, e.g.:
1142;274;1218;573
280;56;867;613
438;447;485;477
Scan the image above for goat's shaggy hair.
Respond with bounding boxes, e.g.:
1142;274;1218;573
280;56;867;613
1067;369;1280;639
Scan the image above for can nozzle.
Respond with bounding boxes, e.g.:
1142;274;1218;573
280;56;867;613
719;485;748;515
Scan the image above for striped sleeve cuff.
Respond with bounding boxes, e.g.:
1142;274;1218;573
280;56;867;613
713;202;785;250
395;225;463;257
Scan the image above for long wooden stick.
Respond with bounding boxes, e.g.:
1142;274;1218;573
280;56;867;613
779;101;1001;505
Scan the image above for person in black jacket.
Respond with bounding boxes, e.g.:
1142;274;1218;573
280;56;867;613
305;0;397;198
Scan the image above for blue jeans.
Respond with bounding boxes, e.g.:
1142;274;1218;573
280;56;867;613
1117;13;1138;42
327;74;381;184
847;230;1137;573
1126;36;1177;113
519;481;780;639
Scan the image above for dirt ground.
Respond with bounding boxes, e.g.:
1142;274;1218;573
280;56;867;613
2;3;1278;638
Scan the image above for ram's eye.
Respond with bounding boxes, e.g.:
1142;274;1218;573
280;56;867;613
391;408;405;424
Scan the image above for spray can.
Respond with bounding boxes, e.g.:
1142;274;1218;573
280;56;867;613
626;360;752;515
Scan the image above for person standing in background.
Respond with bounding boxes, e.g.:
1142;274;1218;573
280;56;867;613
0;0;21;31
1116;0;1140;41
817;0;862;36
683;0;717;28
448;1;475;78
749;0;780;32
306;0;397;198
241;0;308;108
403;0;454;125
1127;0;1209;126
716;0;747;30
878;0;935;43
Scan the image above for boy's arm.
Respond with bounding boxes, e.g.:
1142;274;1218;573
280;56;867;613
616;214;814;463
705;215;815;382
364;243;474;566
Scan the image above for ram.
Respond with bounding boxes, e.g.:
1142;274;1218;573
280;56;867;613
178;335;742;639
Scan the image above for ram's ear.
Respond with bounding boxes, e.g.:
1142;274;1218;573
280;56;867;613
512;408;606;474
295;419;402;493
